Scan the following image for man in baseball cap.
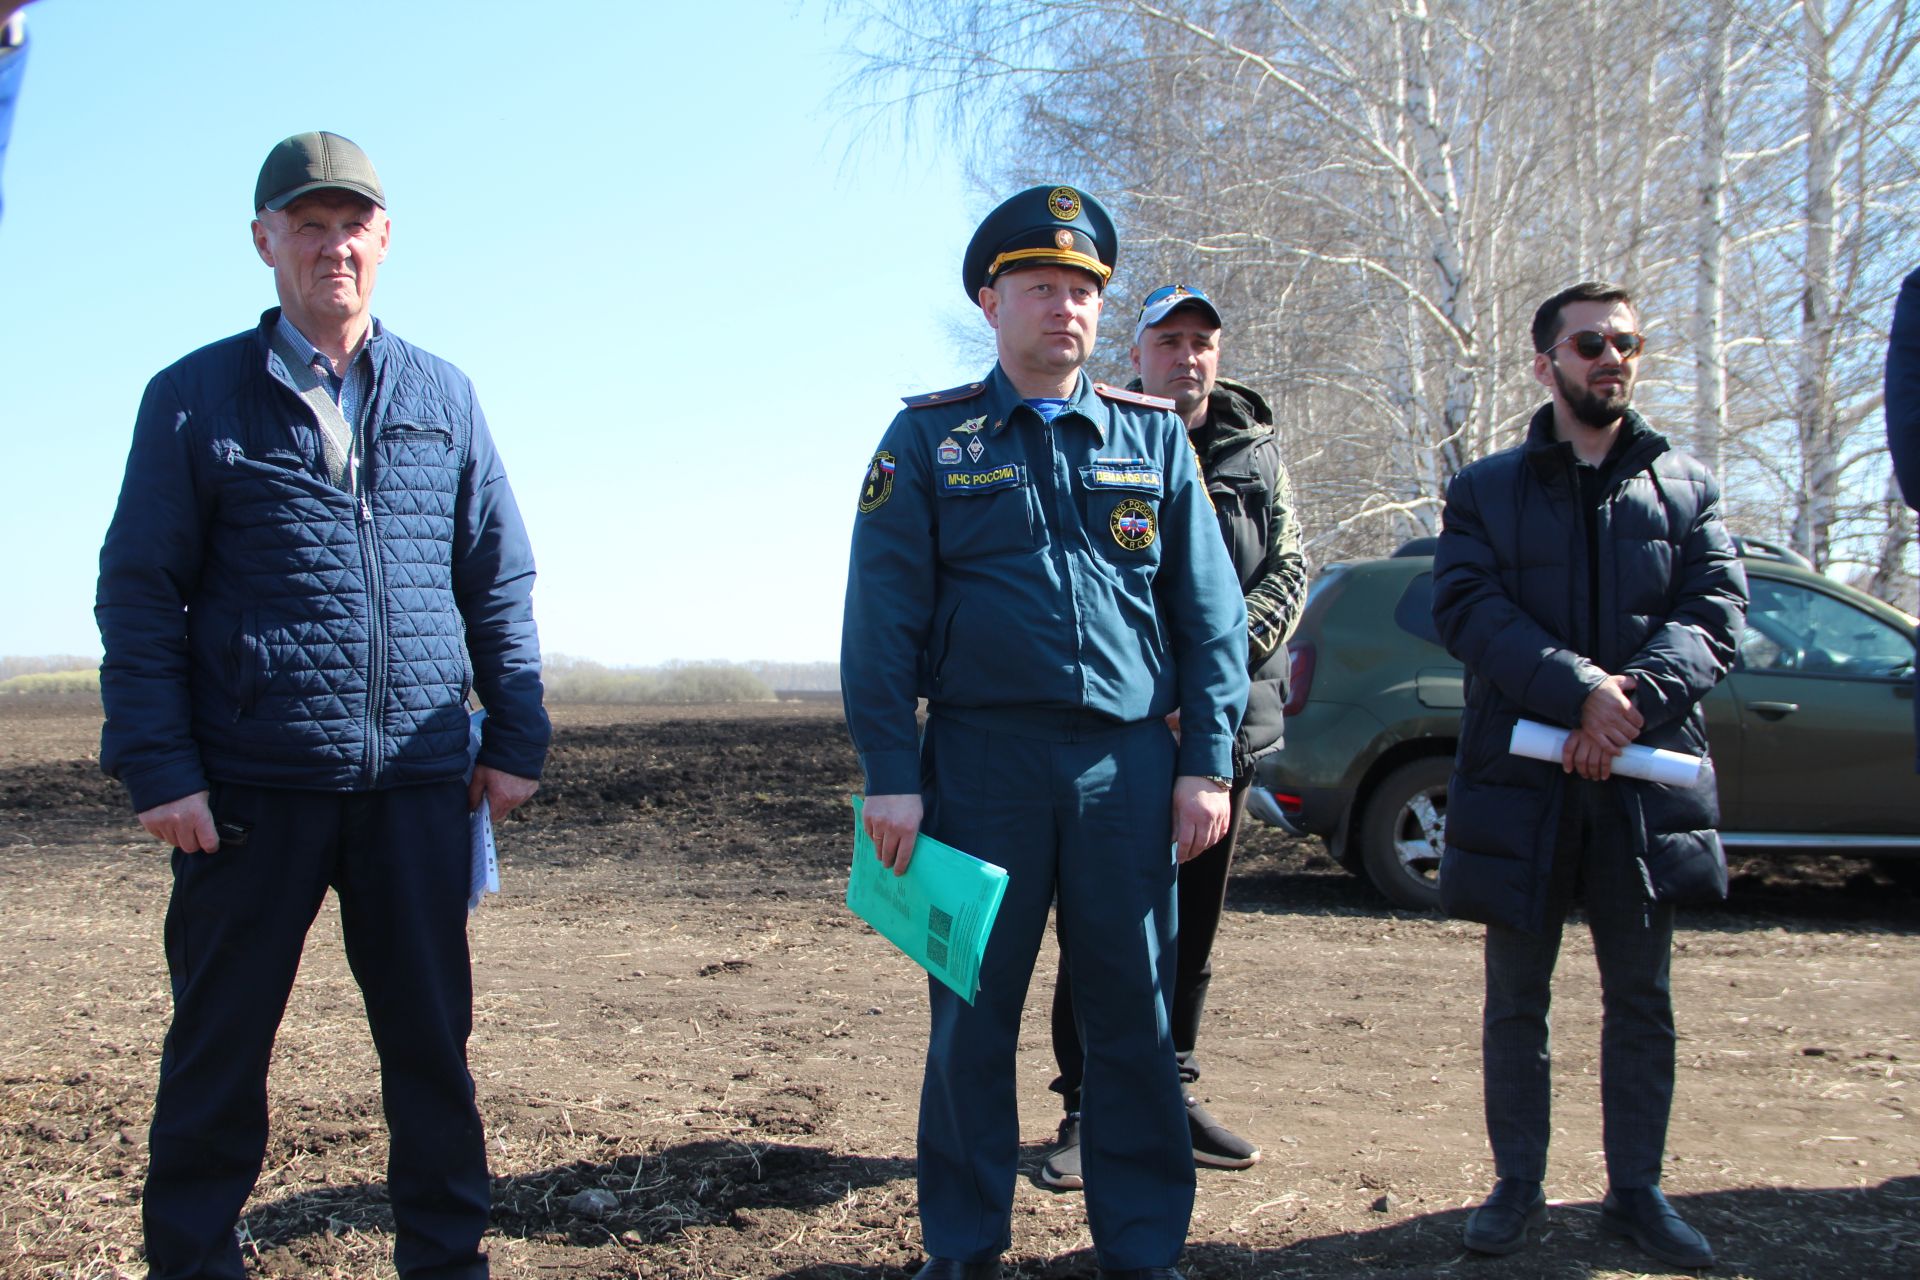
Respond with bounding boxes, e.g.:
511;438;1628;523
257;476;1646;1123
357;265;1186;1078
99;131;549;1279
1042;283;1305;1191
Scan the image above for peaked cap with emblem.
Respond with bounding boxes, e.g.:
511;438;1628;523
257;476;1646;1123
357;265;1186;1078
962;184;1117;300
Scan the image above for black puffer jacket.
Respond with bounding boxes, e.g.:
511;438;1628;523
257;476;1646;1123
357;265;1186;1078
1431;406;1748;936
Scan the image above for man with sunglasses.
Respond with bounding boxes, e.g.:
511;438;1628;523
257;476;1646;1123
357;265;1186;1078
1040;284;1304;1190
1432;282;1746;1268
842;187;1249;1280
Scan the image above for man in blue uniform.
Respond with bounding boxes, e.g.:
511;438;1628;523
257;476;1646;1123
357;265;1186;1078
842;185;1250;1280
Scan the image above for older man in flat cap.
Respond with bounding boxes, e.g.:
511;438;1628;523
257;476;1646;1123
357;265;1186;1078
97;131;549;1280
842;184;1248;1280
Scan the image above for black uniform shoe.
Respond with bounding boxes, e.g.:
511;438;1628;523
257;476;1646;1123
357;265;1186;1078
912;1259;1002;1280
1462;1178;1547;1255
1186;1095;1260;1169
1601;1186;1714;1269
1040;1113;1084;1190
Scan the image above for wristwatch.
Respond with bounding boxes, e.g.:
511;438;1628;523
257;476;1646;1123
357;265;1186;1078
1204;775;1232;791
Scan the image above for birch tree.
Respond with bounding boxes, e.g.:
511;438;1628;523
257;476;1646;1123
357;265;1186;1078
842;0;1920;593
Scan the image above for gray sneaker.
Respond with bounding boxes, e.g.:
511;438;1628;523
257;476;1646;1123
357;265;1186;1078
1187;1096;1260;1169
1040;1114;1083;1190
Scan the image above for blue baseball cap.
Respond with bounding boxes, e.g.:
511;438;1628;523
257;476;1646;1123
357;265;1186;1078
1133;284;1223;345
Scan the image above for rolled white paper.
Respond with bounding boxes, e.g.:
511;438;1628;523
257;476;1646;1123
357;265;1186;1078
1509;719;1703;787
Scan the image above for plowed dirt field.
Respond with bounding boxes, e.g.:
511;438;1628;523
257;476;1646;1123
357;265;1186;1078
2;697;1914;1279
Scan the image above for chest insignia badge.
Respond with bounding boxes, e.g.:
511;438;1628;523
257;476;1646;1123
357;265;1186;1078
936;437;963;466
953;415;988;435
859;452;896;513
967;437;985;462
1110;497;1157;551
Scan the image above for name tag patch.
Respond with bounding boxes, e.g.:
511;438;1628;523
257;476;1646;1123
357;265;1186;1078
1087;466;1163;491
942;464;1021;494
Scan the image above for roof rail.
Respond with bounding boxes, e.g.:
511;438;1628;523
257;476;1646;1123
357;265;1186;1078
1731;535;1814;568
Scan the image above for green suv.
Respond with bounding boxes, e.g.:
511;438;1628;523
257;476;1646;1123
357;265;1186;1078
1253;538;1920;910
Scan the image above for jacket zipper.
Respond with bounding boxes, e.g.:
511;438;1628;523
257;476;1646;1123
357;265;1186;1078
356;381;389;788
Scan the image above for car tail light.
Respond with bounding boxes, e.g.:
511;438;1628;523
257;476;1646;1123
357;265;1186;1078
1283;642;1315;717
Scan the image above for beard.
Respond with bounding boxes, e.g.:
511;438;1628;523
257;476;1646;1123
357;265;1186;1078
1550;357;1632;428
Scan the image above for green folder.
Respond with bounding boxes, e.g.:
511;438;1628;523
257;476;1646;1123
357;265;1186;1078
847;795;1010;1004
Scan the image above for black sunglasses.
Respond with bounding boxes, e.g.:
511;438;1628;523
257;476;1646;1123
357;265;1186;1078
1550;329;1645;360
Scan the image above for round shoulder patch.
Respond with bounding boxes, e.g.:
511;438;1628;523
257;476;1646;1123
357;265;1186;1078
1110;496;1156;551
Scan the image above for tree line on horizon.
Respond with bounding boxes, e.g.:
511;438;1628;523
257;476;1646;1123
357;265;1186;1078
0;655;843;703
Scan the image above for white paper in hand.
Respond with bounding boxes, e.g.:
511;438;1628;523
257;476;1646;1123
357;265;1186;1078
467;709;501;912
1509;719;1703;786
469;801;499;912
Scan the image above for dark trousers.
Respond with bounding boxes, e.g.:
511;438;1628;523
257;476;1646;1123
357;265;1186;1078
917;714;1192;1271
1482;779;1676;1189
143;781;489;1280
1048;772;1252;1111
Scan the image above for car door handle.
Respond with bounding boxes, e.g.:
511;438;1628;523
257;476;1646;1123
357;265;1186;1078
1749;701;1800;720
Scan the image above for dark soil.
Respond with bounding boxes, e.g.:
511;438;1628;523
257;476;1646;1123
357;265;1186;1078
1;696;1914;1279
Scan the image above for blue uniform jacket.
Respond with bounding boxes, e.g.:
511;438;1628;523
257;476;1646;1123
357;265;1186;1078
97;310;550;812
842;364;1249;796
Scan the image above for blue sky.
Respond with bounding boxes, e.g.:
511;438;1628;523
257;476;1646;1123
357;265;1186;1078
0;2;1000;665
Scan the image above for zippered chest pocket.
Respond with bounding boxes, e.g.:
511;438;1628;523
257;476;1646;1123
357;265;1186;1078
372;423;461;513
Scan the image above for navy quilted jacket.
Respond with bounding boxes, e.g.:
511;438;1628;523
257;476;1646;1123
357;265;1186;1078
1431;406;1747;936
97;311;550;812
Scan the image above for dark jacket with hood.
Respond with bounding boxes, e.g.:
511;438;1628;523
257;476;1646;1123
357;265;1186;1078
1431;405;1747;936
1135;375;1307;771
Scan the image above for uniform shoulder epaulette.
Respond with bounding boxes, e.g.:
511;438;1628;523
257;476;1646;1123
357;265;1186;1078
902;381;988;409
1093;382;1176;411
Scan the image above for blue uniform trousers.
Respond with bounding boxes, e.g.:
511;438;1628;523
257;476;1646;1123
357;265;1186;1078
143;781;489;1280
1050;771;1254;1106
1483;778;1676;1189
917;713;1192;1270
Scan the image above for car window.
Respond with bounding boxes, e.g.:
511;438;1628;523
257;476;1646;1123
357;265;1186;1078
1393;572;1443;647
1740;577;1914;677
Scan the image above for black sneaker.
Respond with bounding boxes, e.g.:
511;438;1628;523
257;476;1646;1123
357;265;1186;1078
1187;1096;1260;1169
1040;1113;1083;1190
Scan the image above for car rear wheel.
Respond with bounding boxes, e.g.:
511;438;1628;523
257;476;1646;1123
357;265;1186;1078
1359;757;1451;912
